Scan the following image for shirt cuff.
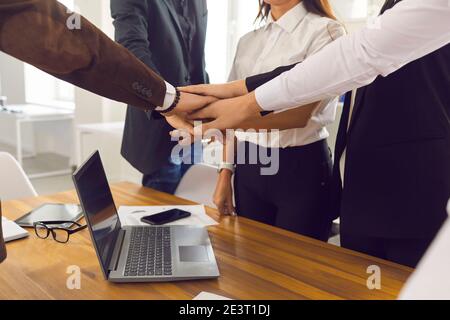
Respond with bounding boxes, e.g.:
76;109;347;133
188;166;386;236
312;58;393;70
155;81;176;112
255;78;290;112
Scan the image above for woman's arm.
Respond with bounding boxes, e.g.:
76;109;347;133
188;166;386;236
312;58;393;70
180;80;249;100
179;64;298;99
213;136;236;216
237;102;319;131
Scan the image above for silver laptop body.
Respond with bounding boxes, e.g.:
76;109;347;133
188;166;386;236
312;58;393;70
73;151;219;282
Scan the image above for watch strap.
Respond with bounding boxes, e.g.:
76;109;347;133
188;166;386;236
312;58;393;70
159;88;180;114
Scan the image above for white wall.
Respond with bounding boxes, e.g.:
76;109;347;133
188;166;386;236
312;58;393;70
0;53;73;157
0;53;28;150
0;1;129;171
0;53;26;105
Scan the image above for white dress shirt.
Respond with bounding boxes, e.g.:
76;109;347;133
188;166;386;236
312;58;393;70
155;81;176;111
255;0;450;112
229;2;346;148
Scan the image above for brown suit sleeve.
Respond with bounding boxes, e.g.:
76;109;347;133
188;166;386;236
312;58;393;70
0;0;166;111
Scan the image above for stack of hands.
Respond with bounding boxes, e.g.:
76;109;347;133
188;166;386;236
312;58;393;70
163;80;261;216
163;81;318;216
163;80;262;143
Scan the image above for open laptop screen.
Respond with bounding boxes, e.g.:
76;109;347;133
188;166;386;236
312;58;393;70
73;151;121;276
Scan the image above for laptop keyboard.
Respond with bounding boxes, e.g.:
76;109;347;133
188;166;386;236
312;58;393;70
124;227;172;277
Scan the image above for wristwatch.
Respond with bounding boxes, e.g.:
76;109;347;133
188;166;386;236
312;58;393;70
159;88;181;114
218;162;235;174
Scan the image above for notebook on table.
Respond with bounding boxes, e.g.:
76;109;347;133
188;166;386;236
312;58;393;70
1;217;29;242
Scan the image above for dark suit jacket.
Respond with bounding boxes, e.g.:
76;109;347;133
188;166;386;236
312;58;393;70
246;46;450;239
111;0;209;175
0;0;167;110
338;44;450;239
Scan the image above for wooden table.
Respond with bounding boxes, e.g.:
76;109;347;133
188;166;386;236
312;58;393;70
0;182;412;300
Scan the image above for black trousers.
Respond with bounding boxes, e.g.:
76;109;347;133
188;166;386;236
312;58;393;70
341;233;434;268
234;140;333;241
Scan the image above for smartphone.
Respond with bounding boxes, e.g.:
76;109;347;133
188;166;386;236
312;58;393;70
140;209;191;225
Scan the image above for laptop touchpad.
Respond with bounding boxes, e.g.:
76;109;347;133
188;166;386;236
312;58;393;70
179;246;209;262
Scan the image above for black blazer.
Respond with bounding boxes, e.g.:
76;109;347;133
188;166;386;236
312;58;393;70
111;0;209;175
246;45;450;239
338;44;450;239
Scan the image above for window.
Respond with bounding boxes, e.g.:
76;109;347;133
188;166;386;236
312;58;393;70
24;0;75;109
331;0;385;21
205;0;259;83
331;0;369;21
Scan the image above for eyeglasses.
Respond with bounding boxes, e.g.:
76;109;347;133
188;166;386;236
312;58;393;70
33;221;87;244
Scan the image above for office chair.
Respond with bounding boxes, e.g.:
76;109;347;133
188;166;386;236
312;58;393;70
0;152;37;200
0;201;7;263
175;164;219;208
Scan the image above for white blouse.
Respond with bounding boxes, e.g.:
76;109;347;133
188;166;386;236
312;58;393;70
228;2;346;148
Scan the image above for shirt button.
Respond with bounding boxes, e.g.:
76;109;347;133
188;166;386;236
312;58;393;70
132;82;141;91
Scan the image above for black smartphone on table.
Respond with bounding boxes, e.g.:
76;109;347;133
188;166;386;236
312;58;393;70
140;209;191;225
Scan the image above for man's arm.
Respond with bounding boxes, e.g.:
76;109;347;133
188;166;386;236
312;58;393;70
180;63;298;99
0;0;166;111
255;0;450;111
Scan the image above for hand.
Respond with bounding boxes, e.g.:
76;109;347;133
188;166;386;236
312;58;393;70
188;92;263;134
213;170;235;216
165;113;194;132
166;92;217;116
165;113;195;143
179;80;248;99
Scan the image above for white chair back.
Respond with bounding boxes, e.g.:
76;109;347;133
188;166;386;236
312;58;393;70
175;164;218;208
0;152;37;200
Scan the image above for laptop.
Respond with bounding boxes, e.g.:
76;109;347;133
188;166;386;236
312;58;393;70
72;151;219;282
